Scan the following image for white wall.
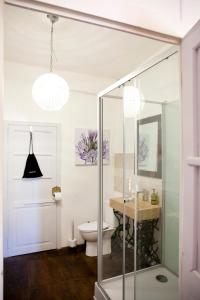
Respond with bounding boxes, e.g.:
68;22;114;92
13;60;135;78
4;60;115;247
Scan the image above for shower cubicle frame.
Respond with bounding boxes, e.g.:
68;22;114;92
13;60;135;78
96;45;180;300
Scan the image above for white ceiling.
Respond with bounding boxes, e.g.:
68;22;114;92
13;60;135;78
4;5;169;79
35;0;200;38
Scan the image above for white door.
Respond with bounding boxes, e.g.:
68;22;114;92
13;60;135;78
181;20;200;299
0;0;4;298
6;122;59;257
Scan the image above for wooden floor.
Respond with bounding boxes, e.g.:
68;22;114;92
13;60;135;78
4;247;97;300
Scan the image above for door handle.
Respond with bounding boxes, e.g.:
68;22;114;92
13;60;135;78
24;201;55;206
187;156;200;166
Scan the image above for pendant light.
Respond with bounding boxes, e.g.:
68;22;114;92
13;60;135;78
32;15;69;111
123;85;141;118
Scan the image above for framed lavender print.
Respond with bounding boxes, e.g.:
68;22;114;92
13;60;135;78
75;129;110;165
137;115;162;178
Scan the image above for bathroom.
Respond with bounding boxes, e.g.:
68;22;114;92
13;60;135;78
3;3;181;300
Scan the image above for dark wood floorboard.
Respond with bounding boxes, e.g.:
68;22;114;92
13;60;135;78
4;248;97;300
4;239;131;300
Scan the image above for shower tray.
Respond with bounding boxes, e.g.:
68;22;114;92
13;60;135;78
94;266;178;300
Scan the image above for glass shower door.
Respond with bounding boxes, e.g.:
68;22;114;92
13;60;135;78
123;103;137;300
99;94;124;300
98;88;138;300
123;89;164;300
134;54;180;300
134;99;164;300
97;50;180;300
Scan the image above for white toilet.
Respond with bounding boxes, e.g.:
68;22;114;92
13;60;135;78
78;221;115;257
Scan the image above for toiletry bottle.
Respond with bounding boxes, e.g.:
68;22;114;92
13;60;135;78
155;192;159;205
151;189;158;205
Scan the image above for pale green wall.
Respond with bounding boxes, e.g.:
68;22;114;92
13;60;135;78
163;101;180;274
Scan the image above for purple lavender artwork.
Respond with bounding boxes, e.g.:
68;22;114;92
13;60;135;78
138;135;149;167
75;129;109;165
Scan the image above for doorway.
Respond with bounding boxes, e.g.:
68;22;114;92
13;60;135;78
3;3;181;300
5;122;60;257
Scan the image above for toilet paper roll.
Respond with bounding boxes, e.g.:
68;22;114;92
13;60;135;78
53;192;62;201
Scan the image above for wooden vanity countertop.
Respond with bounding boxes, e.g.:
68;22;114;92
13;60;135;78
109;197;161;221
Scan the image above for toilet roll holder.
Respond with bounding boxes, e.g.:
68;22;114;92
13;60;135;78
52;186;62;201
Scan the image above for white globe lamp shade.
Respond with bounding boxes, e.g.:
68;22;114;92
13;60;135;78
123;86;141;118
32;73;69;111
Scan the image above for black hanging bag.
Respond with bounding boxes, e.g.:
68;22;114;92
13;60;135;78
22;131;43;178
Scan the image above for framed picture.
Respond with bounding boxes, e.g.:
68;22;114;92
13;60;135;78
137;114;162;178
75;128;110;166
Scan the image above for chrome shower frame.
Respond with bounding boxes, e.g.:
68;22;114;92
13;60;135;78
97;46;179;300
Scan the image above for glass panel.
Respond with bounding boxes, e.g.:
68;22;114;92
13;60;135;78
98;51;180;300
162;100;180;275
100;94;124;299
137;101;162;268
123;108;137;300
135;100;163;300
135;52;180;300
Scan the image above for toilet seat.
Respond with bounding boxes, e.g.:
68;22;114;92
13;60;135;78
78;221;108;232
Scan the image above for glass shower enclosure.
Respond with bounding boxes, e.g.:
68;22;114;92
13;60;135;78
95;47;180;300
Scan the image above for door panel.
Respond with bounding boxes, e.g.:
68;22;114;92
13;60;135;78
6;123;59;256
181;20;200;299
11;204;56;255
32;179;54;201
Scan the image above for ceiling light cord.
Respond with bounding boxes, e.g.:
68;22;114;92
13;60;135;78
48;14;58;72
50;20;54;73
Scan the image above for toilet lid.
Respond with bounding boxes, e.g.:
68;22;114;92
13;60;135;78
78;221;108;232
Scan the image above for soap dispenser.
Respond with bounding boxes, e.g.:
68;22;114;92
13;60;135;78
151;189;159;205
